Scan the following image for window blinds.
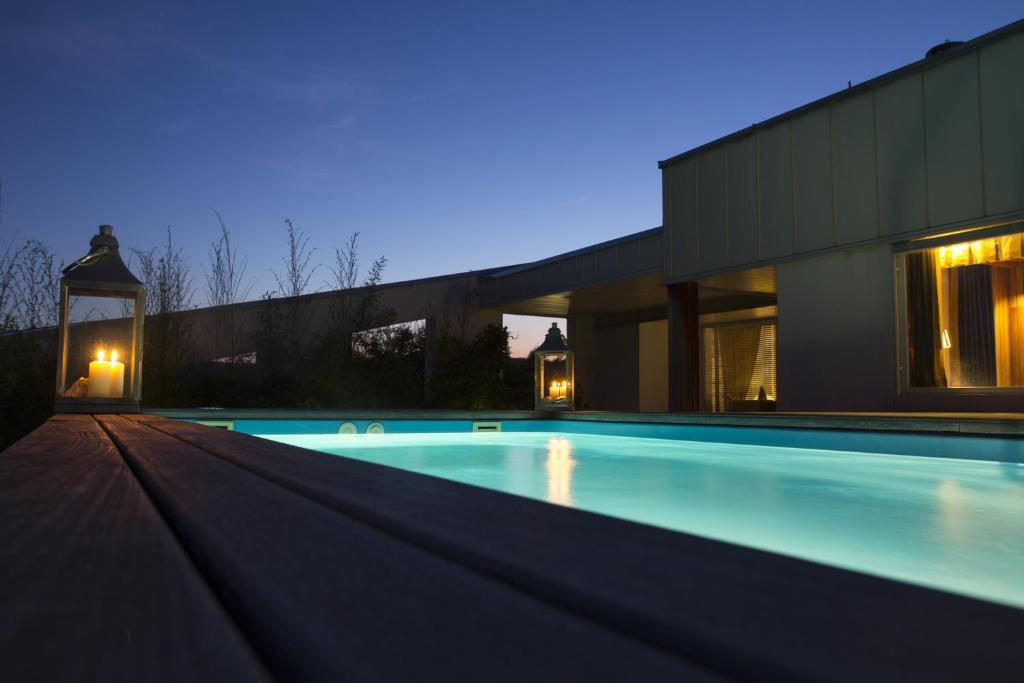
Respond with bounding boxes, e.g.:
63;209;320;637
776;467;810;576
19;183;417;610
703;321;777;412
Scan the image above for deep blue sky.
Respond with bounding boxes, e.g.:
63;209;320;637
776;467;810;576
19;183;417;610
1;1;1020;351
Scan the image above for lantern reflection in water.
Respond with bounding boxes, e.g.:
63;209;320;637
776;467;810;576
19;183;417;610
545;437;576;506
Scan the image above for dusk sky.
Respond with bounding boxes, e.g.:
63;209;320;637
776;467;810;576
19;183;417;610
1;1;1019;354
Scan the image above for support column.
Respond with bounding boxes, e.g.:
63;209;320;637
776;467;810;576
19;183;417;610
423;316;438;401
667;282;700;412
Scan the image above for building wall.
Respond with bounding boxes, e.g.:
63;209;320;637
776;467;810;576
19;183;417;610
662;25;1024;284
592;322;639;411
567;315;597;409
776;244;896;411
638;320;669;412
174;272;499;361
570;316;666;412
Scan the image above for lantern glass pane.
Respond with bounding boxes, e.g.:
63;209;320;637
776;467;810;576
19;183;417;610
541;353;568;402
61;293;136;399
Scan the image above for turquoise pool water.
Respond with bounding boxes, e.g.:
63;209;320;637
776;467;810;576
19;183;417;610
247;423;1024;608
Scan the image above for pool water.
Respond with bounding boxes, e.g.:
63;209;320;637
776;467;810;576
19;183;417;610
256;429;1024;608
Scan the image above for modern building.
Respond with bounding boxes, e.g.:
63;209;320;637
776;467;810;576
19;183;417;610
73;19;1020;415
480;18;1024;413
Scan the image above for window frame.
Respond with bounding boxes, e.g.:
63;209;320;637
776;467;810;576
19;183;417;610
894;221;1024;396
699;314;779;412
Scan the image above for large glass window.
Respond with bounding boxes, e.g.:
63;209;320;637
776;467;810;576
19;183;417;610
905;230;1024;388
703;320;777;411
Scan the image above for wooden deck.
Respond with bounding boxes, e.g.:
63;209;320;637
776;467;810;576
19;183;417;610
2;415;1022;682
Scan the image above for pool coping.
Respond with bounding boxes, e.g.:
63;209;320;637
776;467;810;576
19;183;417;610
147;408;1024;437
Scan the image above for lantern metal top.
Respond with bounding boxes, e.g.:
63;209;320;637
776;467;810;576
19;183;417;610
61;225;143;295
537;322;569;353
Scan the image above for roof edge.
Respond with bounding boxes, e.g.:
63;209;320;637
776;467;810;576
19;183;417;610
488;226;662;279
657;18;1024;170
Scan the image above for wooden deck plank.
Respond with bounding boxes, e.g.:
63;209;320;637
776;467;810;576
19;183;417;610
135;413;1024;683
0;417;271;683
98;415;721;682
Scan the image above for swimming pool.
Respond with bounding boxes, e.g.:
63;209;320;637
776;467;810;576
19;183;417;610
233;419;1024;608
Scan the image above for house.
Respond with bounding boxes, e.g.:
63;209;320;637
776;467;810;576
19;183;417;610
481;18;1024;413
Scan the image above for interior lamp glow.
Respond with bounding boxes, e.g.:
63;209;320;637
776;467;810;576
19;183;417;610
534;322;574;410
55;225;145;413
941;329;952;350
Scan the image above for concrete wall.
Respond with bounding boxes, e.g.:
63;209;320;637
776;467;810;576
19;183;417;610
776;244;896;411
662;23;1024;284
567;315;597;409
592;322;639;411
163;272;500;361
638;320;669;412
569;316;666;412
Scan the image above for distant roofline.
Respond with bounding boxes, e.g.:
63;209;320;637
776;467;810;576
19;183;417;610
0;267;513;338
487;226;662;279
182;266;513;317
657;17;1024;170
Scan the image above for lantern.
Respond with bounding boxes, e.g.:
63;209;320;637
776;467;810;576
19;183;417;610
534;322;574;410
55;225;145;413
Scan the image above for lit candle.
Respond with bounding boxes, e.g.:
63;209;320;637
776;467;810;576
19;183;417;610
549;380;567;400
86;348;125;398
87;349;111;397
108;349;125;397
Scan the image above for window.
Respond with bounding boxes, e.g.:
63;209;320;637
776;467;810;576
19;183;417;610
904;230;1024;388
703;320;777;412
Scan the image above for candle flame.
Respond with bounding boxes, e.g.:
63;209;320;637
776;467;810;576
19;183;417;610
97;349;105;362
547;379;569;400
111;349;118;363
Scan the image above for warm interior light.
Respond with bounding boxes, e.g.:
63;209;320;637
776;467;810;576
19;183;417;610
914;230;1024;388
937;233;1022;269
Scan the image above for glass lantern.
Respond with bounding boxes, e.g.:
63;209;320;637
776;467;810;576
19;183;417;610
55;225;145;413
534;322;574;410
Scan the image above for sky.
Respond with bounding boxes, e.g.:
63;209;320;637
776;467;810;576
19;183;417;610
1;0;1020;354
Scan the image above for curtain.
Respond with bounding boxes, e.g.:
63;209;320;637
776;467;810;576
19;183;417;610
703;322;777;411
719;324;761;403
956;264;996;386
991;263;1024;386
703;328;722;411
905;252;948;387
1009;264;1024;385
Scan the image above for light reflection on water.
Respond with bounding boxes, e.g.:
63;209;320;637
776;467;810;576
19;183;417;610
936;478;966;541
545;437;576;506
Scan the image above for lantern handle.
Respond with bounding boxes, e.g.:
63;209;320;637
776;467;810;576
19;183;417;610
64;245;110;273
